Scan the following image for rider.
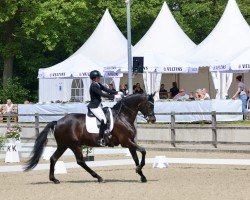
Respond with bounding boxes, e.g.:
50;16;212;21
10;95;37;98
88;70;121;146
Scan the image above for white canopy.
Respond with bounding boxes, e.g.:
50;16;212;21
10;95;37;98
189;0;250;67
38;9;128;79
38;55;102;78
230;48;250;71
74;9;128;66
113;2;197;73
134;2;196;59
189;0;250;99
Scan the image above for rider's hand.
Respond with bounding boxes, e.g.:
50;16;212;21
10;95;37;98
118;92;124;96
114;94;122;99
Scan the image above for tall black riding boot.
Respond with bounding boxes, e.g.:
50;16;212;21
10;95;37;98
98;120;106;146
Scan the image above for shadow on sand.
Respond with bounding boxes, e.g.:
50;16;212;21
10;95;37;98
30;179;158;185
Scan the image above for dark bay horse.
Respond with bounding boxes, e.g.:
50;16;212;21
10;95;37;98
24;93;156;183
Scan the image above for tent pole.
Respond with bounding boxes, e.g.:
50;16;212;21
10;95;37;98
125;0;133;95
220;72;223;99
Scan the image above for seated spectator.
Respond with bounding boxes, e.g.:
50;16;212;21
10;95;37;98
201;88;210;100
24;100;30;104
188;92;195;100
173;89;189;101
120;84;128;96
195;89;204;100
108;83;116;92
159;84;168;99
134;83;144;94
5;99;14;113
170;82;179;99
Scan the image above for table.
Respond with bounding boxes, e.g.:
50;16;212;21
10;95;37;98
17;100;242;123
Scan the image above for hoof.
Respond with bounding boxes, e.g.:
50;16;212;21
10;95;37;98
141;176;147;183
98;177;104;183
50;178;60;184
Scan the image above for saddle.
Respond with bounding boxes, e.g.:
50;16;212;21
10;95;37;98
86;107;114;134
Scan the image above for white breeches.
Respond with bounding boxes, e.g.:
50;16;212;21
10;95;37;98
89;107;107;124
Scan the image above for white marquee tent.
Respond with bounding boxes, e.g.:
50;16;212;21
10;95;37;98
135;2;197;98
189;0;250;99
112;2;197;98
39;9;128;102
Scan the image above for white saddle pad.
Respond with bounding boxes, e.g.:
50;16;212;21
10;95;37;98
86;108;114;134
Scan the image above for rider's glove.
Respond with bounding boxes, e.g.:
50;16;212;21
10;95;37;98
114;94;122;99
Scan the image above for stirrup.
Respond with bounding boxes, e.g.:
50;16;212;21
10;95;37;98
98;138;106;147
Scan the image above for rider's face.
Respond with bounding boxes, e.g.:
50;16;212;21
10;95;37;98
94;77;101;83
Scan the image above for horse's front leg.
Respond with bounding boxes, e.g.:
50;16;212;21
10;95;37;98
128;141;147;183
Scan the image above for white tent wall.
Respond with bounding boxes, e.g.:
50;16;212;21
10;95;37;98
39;79;72;102
82;78;91;102
211;72;233;99
143;72;162;99
112;77;121;91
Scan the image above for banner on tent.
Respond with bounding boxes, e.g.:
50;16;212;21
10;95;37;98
157;67;197;74
104;66;123;77
104;72;123;77
235;64;250;70
77;72;90;77
156;67;184;73
49;72;67;78
210;64;230;72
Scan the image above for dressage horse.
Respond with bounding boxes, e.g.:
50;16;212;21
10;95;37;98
24;93;156;183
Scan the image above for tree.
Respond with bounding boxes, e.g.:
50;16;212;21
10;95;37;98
0;77;29;103
0;0;88;86
0;0;250;101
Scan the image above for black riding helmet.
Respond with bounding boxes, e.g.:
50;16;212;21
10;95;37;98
90;70;102;80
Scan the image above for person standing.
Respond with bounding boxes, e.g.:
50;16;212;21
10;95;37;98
170;82;179;99
159;84;168;99
134;83;144;94
232;75;248;113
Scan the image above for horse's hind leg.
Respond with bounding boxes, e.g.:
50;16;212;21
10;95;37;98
70;145;104;183
129;147;147;183
49;145;67;184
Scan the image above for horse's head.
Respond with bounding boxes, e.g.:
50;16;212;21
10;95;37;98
138;93;156;123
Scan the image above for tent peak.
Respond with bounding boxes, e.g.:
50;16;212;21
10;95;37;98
134;0;196;59
104;9;110;14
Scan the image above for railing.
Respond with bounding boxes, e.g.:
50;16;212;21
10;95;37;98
137;111;248;148
0;112;247;148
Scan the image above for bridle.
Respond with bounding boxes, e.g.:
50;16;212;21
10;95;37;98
140;100;155;120
115;96;155;120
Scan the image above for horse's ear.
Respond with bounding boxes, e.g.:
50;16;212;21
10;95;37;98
152;92;156;97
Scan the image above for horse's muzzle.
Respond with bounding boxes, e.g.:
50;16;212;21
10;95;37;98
147;115;156;123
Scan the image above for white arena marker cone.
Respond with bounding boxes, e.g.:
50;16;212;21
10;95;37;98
5;139;20;163
153;156;169;169
55;161;67;174
125;148;131;157
42;146;53;160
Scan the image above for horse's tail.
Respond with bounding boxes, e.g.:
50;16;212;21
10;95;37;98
24;121;57;171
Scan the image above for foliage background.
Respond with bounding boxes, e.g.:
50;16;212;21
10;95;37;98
0;0;249;103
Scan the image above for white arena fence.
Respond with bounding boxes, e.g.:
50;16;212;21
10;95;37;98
0;111;248;149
